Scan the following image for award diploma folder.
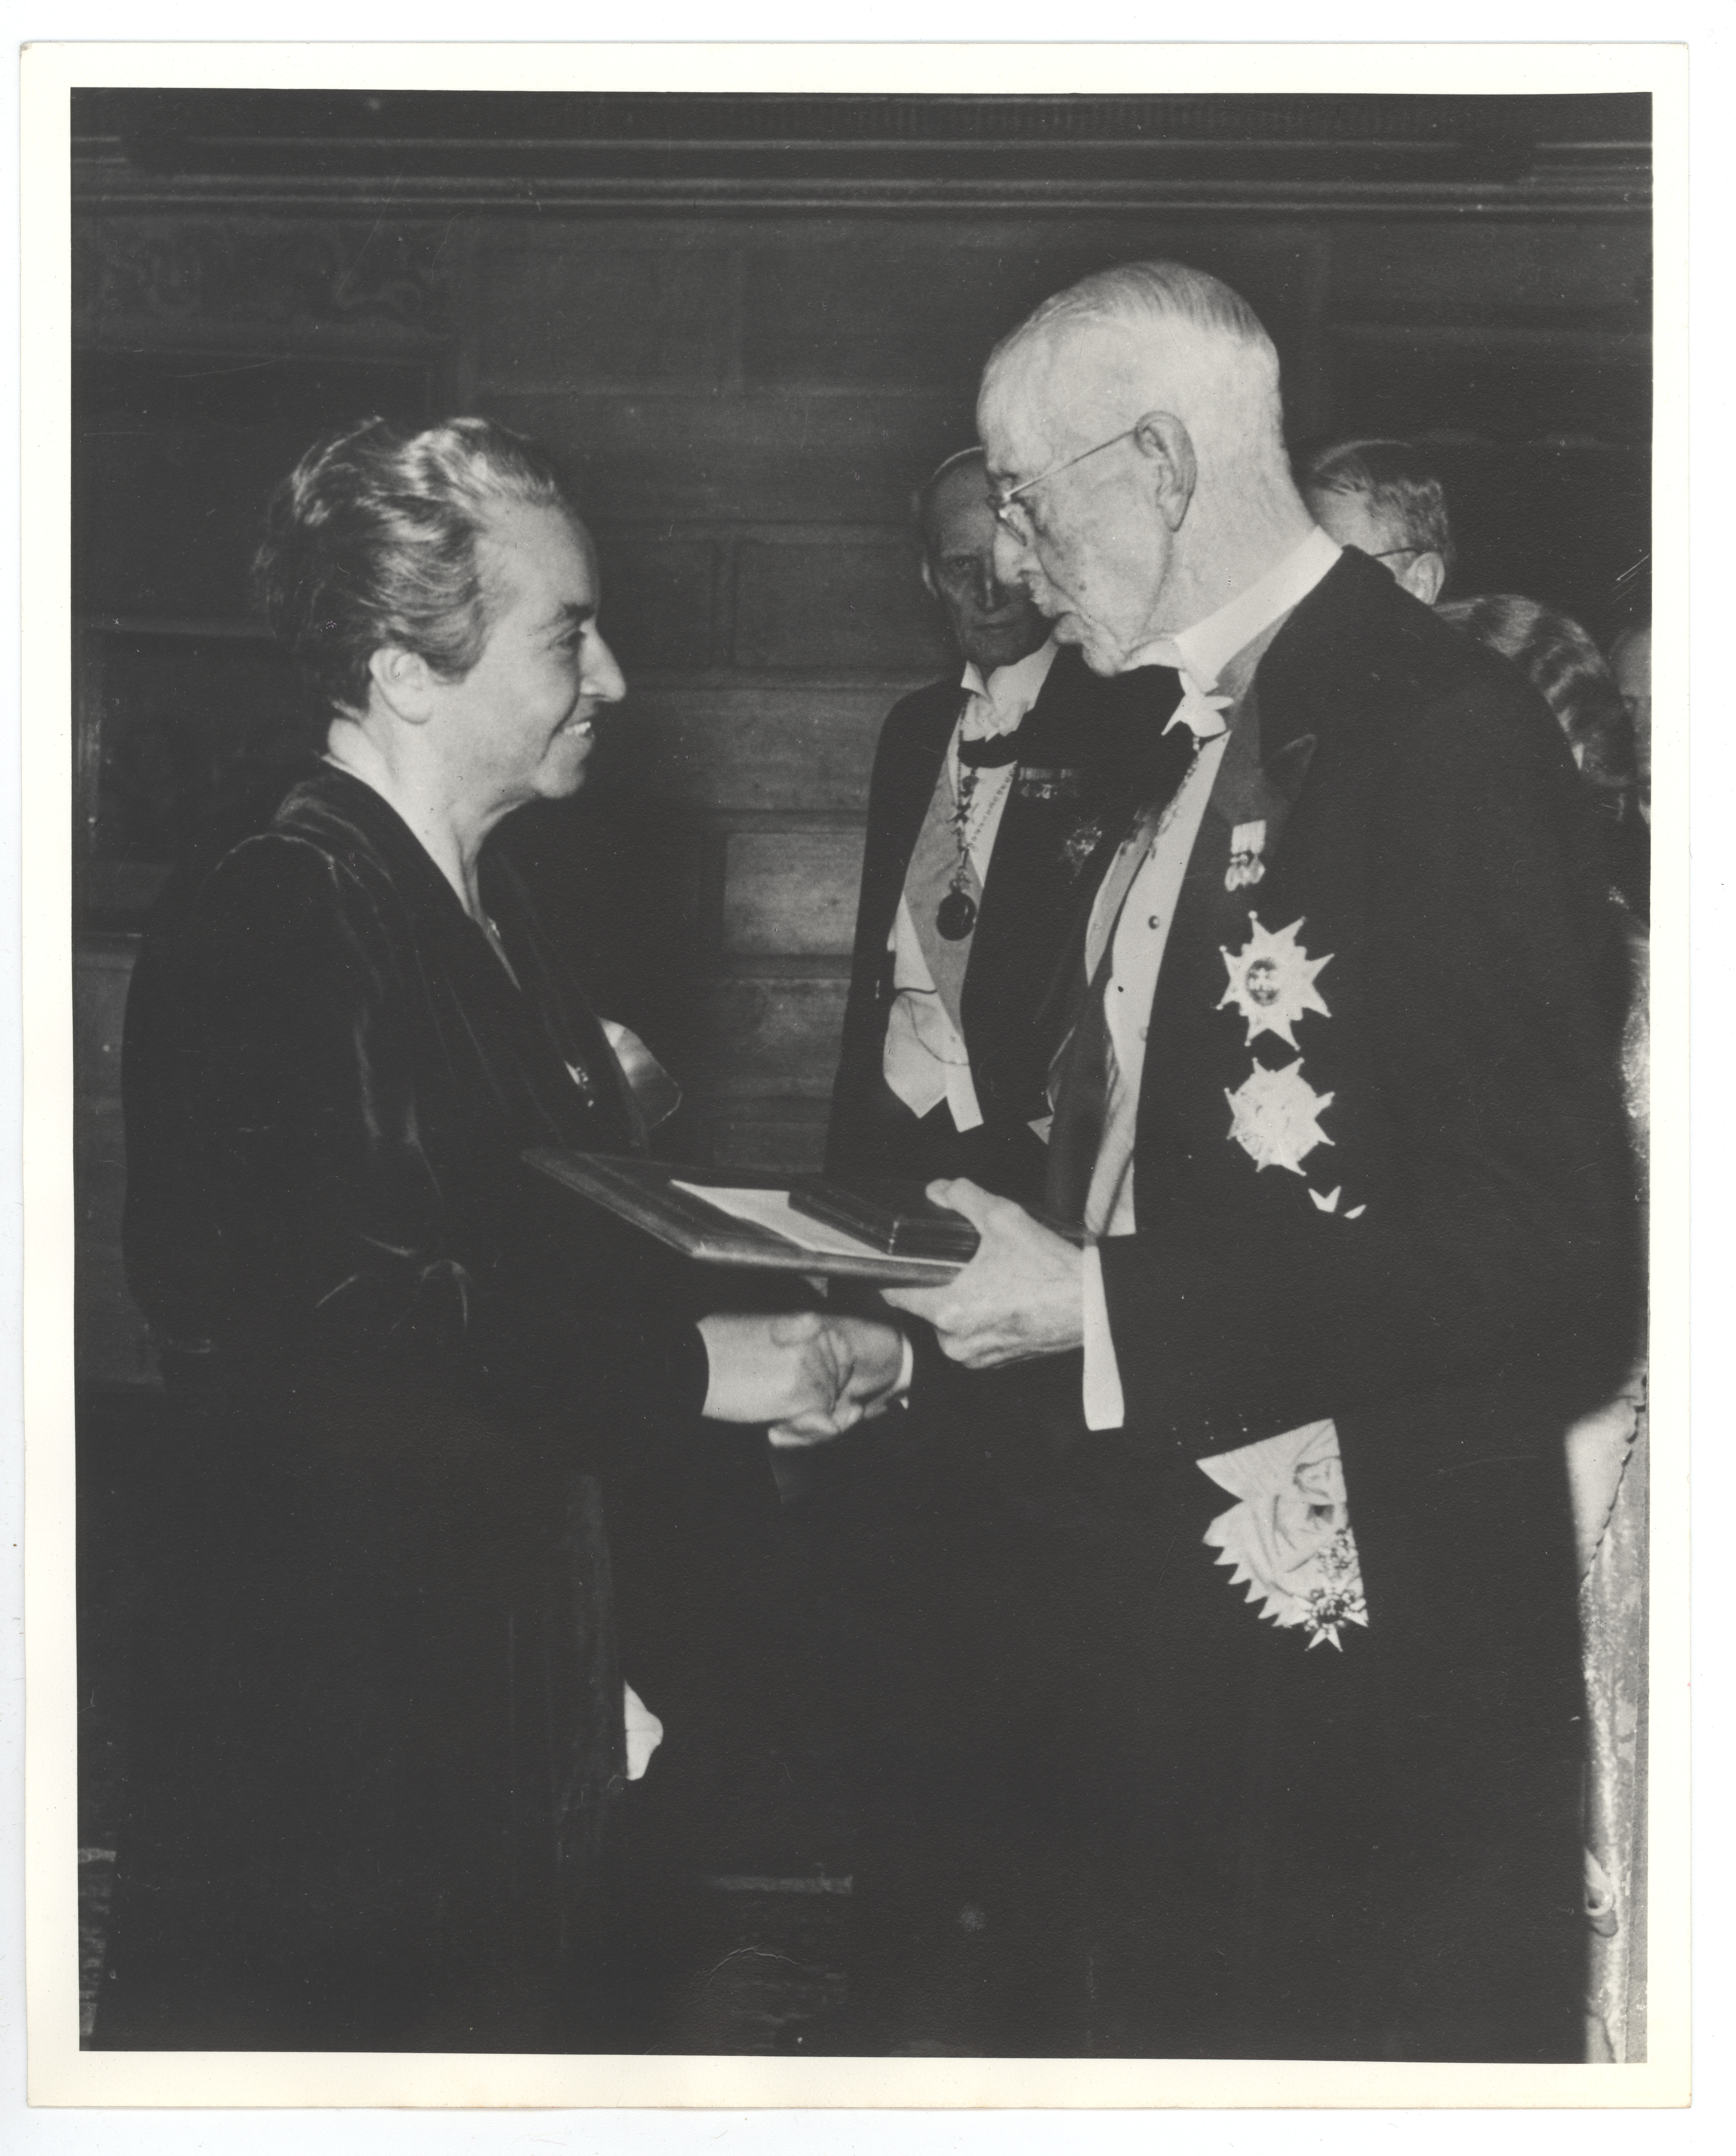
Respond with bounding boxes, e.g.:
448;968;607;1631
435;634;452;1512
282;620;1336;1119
523;1150;971;1287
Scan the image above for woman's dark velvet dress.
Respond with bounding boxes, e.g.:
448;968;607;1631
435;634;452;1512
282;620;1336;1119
96;768;713;2051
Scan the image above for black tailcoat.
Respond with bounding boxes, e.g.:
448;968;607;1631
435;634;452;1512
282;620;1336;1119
98;768;714;2051
961;552;1643;2059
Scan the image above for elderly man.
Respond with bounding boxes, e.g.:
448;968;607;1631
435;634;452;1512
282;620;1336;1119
829;446;1171;1206
887;262;1638;2062
820;448;1178;2051
1297;434;1455;606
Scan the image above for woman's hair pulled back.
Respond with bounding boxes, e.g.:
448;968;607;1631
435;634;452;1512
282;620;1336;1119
254;415;574;714
1439;592;1637;804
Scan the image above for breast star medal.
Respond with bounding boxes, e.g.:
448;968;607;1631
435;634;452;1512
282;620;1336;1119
1219;915;1332;1049
1225;1058;1334;1174
1060;816;1105;876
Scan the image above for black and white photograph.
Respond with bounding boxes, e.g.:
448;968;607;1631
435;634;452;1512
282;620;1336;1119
19;40;1687;2110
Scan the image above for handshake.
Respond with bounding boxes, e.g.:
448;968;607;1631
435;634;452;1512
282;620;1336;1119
697;1309;910;1448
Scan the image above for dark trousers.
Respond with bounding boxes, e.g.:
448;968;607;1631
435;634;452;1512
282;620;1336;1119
819;1395;1587;2061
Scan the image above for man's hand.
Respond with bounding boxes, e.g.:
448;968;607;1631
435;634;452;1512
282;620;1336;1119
697;1310;908;1442
767;1315;911;1449
882;1178;1084;1369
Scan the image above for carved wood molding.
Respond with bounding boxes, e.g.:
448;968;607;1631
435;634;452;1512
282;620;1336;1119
72;218;452;341
71;90;1651;220
71;159;1650;221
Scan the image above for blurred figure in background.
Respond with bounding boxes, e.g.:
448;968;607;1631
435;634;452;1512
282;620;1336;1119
1297;434;1455;605
1441;584;1651;2060
1609;589;1652;833
1440;592;1647;923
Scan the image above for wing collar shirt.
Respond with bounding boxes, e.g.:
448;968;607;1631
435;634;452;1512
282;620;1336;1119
883;638;1058;1129
1081;528;1341;1429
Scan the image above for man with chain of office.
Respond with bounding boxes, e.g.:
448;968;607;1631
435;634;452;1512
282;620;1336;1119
828;444;1177;1207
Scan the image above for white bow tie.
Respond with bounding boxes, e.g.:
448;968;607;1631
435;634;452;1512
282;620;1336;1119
1165;672;1233;742
963;685;1026;741
1123;642;1230;738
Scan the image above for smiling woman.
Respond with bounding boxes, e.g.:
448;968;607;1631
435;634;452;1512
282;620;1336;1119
92;416;906;2052
363;503;626;823
259;421;629;917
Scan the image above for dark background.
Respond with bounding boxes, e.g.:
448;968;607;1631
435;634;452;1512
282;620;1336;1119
70;92;1650;2041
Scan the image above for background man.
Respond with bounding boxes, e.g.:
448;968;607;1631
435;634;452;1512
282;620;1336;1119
828;445;1171;1207
888;262;1639;2061
1298;433;1456;605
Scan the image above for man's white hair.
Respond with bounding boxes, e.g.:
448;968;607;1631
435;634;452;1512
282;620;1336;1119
984;259;1289;482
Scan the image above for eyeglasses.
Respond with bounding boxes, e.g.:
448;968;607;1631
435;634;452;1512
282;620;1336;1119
990;428;1138;541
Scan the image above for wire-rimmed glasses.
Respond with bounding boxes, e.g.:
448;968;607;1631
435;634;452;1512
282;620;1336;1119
989;428;1138;543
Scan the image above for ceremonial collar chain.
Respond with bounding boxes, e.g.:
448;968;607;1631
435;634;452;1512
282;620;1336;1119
937;755;1017;942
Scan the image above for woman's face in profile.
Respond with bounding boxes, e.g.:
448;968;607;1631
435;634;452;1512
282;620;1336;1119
437;501;628;813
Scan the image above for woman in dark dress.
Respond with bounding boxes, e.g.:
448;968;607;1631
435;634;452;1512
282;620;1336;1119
94;418;903;2052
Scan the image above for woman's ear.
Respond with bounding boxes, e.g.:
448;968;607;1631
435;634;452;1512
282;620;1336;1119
366;644;438;724
1130;410;1198;532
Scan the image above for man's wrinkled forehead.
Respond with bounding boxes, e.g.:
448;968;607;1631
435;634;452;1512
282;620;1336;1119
980;318;1147;478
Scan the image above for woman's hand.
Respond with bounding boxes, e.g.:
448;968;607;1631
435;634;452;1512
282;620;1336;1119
766;1315;911;1449
697;1310;908;1441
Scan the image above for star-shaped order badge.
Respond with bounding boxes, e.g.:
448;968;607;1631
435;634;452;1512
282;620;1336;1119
1225;1058;1334;1175
1219;915;1332;1049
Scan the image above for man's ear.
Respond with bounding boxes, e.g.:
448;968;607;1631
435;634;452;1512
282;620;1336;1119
919;556;939;603
366;644;439;724
1398;552;1446;607
1128;410;1197;531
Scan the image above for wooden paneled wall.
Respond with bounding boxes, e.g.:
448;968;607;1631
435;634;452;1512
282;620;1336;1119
72;197;1650;1385
467;216;1343;1180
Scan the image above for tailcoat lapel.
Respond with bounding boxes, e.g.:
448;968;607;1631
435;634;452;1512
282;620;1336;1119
864;685;967;964
1018;663;1190;1093
965;652;1181;1089
1128;563;1383;1197
1152;679;1320;1018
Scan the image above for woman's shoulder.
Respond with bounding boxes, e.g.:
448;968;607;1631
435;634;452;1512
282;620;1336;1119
154;770;417;937
173;825;357;934
141;814;388;995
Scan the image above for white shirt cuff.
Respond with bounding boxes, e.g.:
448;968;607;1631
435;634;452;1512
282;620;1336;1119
1081;1242;1126;1431
895;1330;916;1400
